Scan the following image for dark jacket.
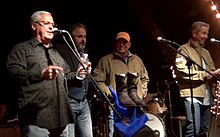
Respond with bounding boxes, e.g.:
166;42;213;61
54;40;89;100
6;38;75;130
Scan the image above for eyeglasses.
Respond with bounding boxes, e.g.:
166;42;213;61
35;21;57;28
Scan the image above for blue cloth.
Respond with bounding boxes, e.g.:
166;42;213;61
108;86;148;137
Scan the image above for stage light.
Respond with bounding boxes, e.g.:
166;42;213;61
211;5;217;10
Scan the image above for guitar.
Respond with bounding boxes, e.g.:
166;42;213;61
210;81;220;115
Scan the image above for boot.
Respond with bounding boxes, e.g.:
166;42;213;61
127;72;147;106
142;93;158;104
115;73;136;107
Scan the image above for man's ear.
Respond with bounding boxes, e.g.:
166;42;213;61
192;32;196;38
128;41;131;47
31;23;37;31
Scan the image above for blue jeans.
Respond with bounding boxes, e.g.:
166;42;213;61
108;109;114;137
21;125;64;137
184;99;211;137
61;98;93;137
60;124;74;137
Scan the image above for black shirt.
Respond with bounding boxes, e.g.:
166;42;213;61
6;38;75;129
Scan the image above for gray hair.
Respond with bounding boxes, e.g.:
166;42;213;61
30;11;52;24
191;21;209;35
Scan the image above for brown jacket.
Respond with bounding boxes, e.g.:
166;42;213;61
175;40;216;98
93;52;149;99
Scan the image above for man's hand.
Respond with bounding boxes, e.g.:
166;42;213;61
107;94;114;104
206;69;220;80
76;62;92;80
214;68;220;78
42;66;63;80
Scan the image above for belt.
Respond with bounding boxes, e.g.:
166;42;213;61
68;95;86;103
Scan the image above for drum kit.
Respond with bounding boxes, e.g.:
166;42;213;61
142;96;168;137
140;79;180;137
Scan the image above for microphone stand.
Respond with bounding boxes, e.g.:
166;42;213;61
185;59;196;136
58;31;128;124
164;80;178;137
161;41;220;137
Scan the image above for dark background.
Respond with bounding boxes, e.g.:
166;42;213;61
3;0;220;87
1;0;220;133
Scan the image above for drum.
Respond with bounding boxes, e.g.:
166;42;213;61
145;112;166;137
143;98;167;117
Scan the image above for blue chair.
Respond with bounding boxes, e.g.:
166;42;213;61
108;85;149;137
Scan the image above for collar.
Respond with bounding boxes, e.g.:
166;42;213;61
114;50;133;58
30;38;53;49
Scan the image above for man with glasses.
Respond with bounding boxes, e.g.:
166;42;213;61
6;11;75;137
35;21;57;28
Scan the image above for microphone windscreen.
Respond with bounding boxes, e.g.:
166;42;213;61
157;36;162;41
210;38;215;42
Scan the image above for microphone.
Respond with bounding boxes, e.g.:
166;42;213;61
52;28;67;33
157;36;175;44
210;38;220;43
